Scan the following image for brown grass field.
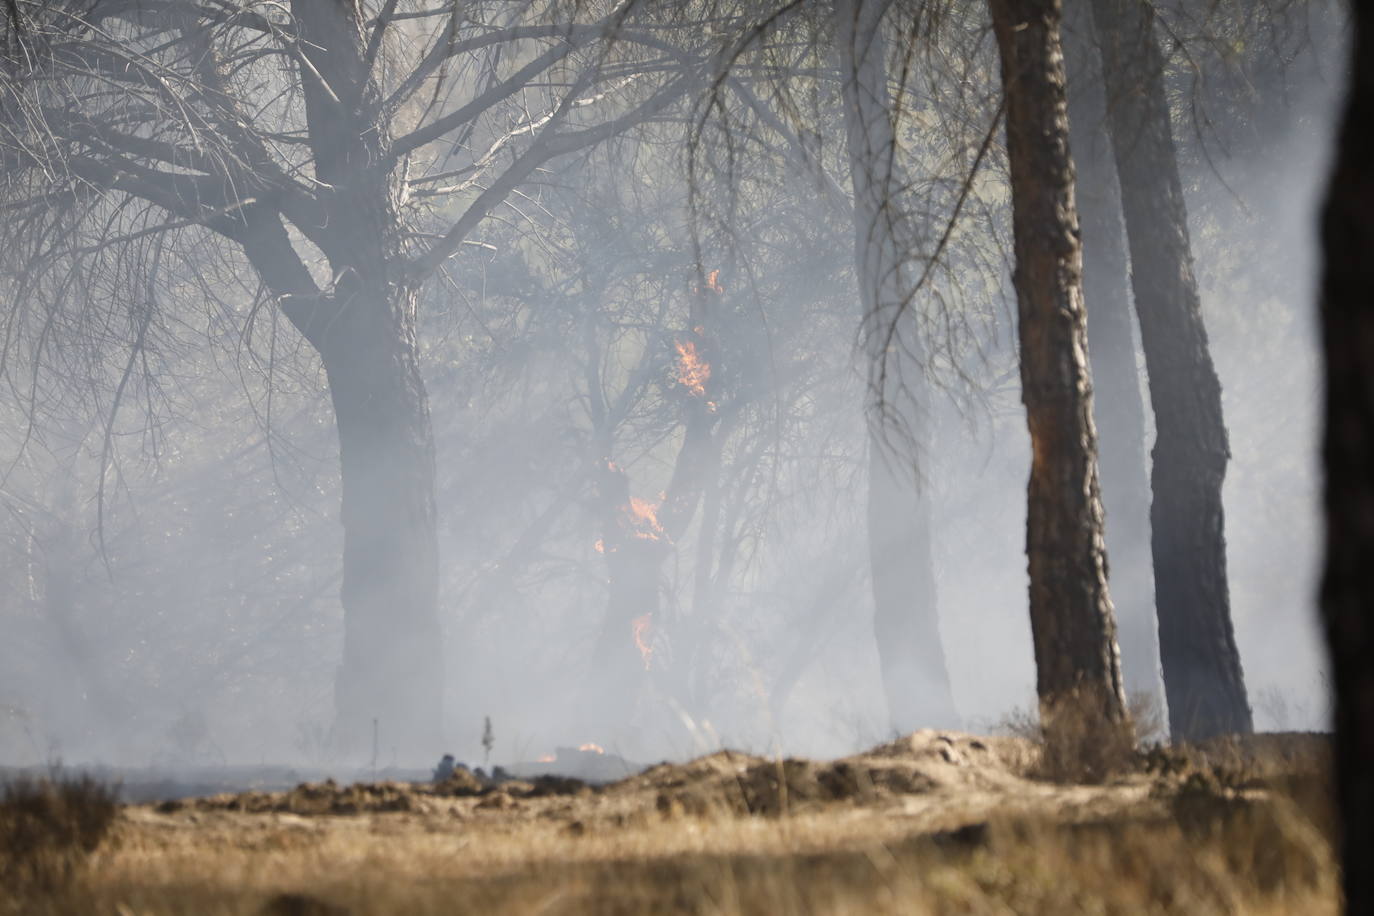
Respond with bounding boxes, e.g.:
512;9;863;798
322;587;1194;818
0;731;1339;915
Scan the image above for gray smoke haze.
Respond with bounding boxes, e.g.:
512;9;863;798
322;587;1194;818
0;1;1343;772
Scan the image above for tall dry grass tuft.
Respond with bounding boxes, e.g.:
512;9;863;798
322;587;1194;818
0;774;118;897
996;689;1138;783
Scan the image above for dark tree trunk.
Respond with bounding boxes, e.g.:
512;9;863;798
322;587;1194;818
316;290;443;761
988;0;1131;762
588;305;720;732
590;456;667;726
1061;6;1162;704
1320;6;1374;911
867;448;958;731
835;0;959;734
283;0;443;758
1087;0;1252;741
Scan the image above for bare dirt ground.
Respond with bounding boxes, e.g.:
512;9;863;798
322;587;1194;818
3;731;1339;915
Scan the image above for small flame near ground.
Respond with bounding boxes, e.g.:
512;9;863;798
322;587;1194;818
675;340;710;397
536;744;603;762
632;613;654;670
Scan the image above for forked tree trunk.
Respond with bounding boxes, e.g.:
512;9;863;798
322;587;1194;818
1086;0;1252;742
588;306;720;733
1319;6;1374;910
988;0;1132;770
835;0;959;734
1061;6;1162;704
283;0;444;759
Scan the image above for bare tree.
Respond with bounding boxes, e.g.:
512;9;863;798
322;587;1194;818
0;0;697;756
988;0;1132;771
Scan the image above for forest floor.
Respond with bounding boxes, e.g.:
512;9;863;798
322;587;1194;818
2;731;1338;915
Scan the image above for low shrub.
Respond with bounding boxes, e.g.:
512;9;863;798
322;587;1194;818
0;774;118;895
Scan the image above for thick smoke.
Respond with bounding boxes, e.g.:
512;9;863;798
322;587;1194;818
0;1;1342;772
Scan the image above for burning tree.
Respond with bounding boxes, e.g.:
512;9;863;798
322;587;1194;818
0;0;706;756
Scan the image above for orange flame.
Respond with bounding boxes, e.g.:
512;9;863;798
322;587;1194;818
594;538;606;554
579;742;605;755
632;613;654;670
537;752;556;763
703;269;724;295
675;340;710;397
625;496;664;541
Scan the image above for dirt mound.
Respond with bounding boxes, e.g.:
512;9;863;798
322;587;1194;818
180;768;595;817
864;730;1038;780
606;732;1028;818
191;780;420;815
156;731;1328;830
724;757;939;815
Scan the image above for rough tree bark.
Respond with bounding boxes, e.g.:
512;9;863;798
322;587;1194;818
1086;0;1252;741
1319;4;1374;910
988;0;1132;770
1061;5;1162;704
835;0;960;734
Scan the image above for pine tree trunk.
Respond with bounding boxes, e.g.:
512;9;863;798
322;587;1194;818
1062;6;1162;703
1319;6;1374;910
1086;0;1252;741
835;0;959;734
988;0;1131;769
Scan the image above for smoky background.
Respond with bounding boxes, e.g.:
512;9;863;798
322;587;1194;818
0;0;1339;772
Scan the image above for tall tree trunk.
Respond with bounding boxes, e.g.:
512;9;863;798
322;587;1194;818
317;288;443;762
1061;6;1162;704
587;302;720;734
835;0;959;734
590;455;667;727
988;0;1132;772
1087;0;1253;741
1319;6;1374;911
285;0;444;759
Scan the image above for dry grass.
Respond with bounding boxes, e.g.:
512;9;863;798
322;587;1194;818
0;774;119;896
989;689;1179;785
1;732;1339;915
